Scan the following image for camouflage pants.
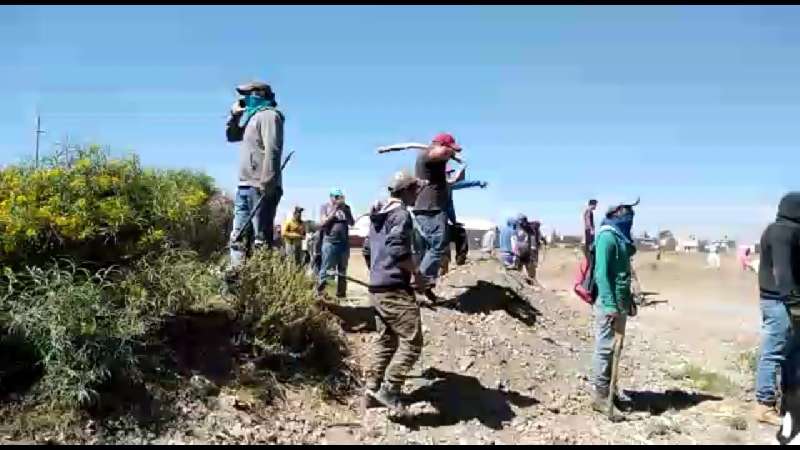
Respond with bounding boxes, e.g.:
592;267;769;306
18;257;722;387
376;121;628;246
366;290;423;392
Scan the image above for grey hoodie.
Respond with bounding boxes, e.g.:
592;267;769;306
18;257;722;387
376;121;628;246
238;108;284;190
365;199;414;292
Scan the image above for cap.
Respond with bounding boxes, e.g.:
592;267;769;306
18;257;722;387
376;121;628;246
388;170;423;193
606;197;640;217
330;188;344;198
236;81;273;95
431;132;462;151
515;213;528;224
293;205;304;212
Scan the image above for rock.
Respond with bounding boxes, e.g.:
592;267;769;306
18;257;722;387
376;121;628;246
190;374;220;397
238;362;258;384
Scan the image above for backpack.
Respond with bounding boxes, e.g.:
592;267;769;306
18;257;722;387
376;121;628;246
574;252;597;305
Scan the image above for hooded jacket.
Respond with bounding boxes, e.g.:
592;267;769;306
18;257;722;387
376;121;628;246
759;192;800;304
365;199;414;292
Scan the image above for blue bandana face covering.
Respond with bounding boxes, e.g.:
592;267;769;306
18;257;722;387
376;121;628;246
239;93;277;128
601;211;635;245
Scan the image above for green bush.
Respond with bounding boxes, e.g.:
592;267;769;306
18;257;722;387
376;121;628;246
0;145;352;436
0;145;220;267
235;250;321;350
1;262;141;408
0;249;228;409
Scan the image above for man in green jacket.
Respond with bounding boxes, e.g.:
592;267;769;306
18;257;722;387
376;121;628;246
590;200;638;414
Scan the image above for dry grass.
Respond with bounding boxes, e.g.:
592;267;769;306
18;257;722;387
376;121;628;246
668;363;738;395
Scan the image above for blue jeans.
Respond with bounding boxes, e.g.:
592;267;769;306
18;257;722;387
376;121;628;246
229;185;282;269
591;301;627;393
317;240;349;298
756;298;800;406
413;210;449;285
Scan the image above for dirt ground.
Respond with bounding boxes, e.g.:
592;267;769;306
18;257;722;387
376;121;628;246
81;246;776;445
318;246;773;445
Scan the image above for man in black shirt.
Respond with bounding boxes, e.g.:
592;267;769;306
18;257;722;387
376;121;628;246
377;133;462;302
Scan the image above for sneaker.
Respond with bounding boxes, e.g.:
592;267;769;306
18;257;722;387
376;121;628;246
753;403;781;426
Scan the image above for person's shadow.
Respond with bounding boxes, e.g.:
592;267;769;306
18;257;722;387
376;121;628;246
620;389;722;416
396;367;539;430
445;280;541;327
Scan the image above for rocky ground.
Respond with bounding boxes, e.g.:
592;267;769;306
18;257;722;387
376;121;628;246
61;249;775;445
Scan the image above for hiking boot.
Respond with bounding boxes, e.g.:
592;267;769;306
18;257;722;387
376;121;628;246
753;403;781;426
366;386;405;415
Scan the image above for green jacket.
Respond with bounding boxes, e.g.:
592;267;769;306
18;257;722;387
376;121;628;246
594;226;633;314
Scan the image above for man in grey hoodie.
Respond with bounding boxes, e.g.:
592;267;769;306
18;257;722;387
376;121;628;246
227;81;284;269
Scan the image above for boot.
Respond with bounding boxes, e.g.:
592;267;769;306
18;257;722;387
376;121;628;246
366;385;405;414
591;388;622;416
753;403;781;426
423;287;440;305
361;384;381;410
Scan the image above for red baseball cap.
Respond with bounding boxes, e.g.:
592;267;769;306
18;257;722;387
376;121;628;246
431;132;462;151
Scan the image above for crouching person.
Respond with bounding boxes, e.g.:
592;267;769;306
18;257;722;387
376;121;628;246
591;200;639;415
364;171;426;414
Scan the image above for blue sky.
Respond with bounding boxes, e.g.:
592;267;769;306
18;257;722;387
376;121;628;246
2;5;799;242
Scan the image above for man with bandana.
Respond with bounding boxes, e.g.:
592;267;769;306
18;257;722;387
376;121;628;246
590;199;639;414
226;81;284;271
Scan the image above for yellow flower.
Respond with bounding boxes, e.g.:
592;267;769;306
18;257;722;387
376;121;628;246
74;158;92;171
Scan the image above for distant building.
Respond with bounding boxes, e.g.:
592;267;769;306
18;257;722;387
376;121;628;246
349;215;370;248
676;236;700;253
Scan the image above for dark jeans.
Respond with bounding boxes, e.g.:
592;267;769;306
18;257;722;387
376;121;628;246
229;185;282;268
413;210;449;285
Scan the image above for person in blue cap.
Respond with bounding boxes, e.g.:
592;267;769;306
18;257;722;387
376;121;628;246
317;187;355;299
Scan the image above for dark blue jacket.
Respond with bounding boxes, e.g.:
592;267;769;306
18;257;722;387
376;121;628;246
364;200;414;292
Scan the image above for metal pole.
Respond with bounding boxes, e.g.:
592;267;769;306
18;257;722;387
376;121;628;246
34;115;43;168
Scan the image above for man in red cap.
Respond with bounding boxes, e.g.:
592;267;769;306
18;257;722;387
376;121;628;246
377;133;463;302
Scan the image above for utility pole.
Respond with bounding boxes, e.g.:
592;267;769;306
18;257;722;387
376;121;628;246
34;114;45;168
